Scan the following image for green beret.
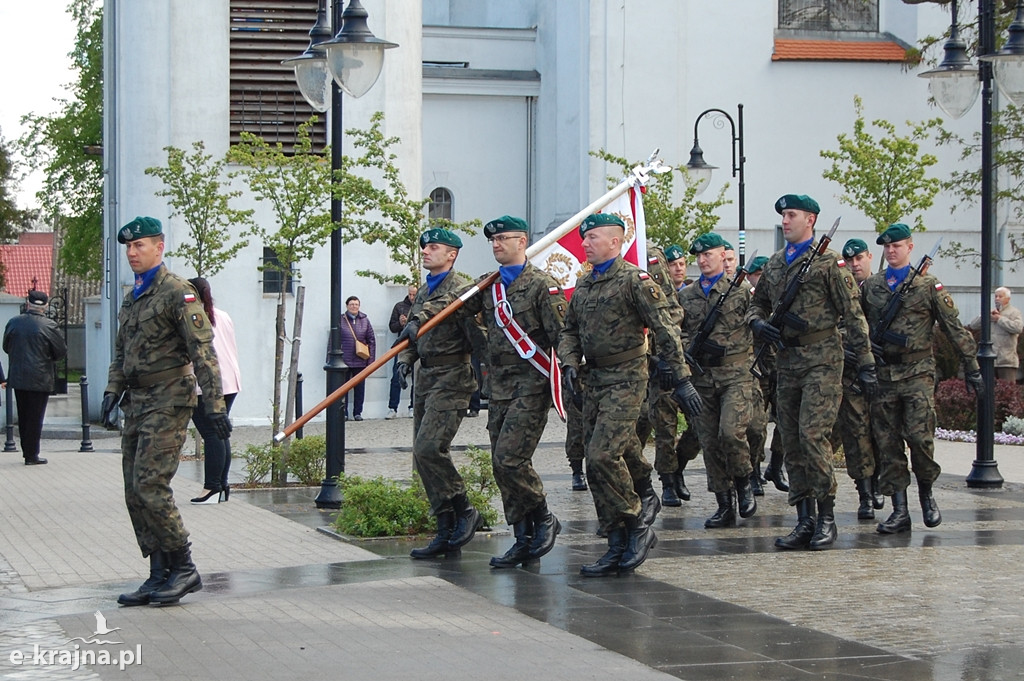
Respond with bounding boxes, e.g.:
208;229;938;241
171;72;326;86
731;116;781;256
664;244;685;262
722;239;734;251
579;212;625;237
419;228;463;249
483;215;529;237
876;223;912;245
774;194;820;215
689;232;727;255
118;216;163;244
842;238;869;258
746;255;769;274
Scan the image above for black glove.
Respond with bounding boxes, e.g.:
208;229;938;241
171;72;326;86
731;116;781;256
101;392;121;431
656;359;677;391
396;361;413;390
562;365;583;409
857;364;879;400
671;377;703;417
965;369;985;398
393;319;420;351
843;345;859;365
209;412;232;440
751;319;781;345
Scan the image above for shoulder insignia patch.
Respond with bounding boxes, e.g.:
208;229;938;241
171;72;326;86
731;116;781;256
184;293;197;303
548;286;561;295
191;313;205;329
935;283;944;291
943;294;955;308
837;259;846;267
638;272;650;281
646;284;661;301
846;276;854;290
648;256;659;265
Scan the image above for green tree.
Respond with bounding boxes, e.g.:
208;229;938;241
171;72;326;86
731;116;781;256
341;111;478;287
17;0;103;280
820;95;943;234
144;141;255;277
590;149;729;249
0;132;32;242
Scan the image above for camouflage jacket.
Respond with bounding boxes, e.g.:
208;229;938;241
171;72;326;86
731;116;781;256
106;265;225;415
678;274;755;388
558;256;690;387
462;262;566;399
646;241;684;349
399;268;479;403
748;247;871;372
861;270;978;382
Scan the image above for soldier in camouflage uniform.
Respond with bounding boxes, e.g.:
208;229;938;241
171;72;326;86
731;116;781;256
104;217;231;607
679;233;760;528
861;224;983;533
395;228;483;558
748;195;876;551
832;238;886;519
460;216;567;568
666;245;701;500
558;213;702;577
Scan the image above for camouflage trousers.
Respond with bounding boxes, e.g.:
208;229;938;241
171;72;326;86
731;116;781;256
583;379;646;529
870;375;939;495
746;381;768;470
644;380;682;475
488;395;550;524
565;395;584;465
693;380;758;492
413;390;469;516
831;385;880;481
121;405;192;557
776;363;841;504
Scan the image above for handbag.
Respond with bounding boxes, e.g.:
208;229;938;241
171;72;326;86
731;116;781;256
346;316;371;360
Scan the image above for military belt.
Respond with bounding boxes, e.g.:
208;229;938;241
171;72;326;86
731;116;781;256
882;349;931;365
490;354;526;366
781;329;833;348
125;363;194;389
700;352;749;368
589;343;647;368
420;353;471;368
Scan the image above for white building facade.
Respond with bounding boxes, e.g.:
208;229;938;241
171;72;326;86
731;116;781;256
98;0;1003;424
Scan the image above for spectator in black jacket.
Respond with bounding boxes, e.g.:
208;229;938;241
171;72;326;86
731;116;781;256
387;284;418;418
2;290;68;465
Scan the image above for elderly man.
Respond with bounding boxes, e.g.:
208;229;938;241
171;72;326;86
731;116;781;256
968;287;1022;383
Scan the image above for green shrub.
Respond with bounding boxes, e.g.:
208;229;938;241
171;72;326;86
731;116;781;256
1003;415;1024;436
288;435;326;485
241;443;275;486
460;445;500;529
934;378;1024;431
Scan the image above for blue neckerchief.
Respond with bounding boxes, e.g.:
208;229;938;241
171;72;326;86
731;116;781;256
885;264;912;291
677;282;687;292
133;264;162;299
785;237;815;266
591;258;616;278
499;263;526;287
699;272;724;297
426;270;450;294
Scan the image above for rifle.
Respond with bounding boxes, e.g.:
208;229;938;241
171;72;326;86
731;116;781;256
869;239;941;365
750;217;841;378
685;251;757;376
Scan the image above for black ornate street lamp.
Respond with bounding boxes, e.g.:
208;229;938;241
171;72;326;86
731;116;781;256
284;0;396;508
685;104;746;266
918;0;1024;488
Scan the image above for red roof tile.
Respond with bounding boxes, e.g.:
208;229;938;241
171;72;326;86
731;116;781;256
773;39;909;62
0;245;54;297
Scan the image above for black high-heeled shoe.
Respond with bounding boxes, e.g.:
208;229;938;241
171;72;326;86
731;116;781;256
220;487;230;502
191;489;220;505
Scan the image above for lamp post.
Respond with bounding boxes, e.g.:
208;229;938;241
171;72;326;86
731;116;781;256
685;104;746;266
284;0;396;508
919;0;1024;488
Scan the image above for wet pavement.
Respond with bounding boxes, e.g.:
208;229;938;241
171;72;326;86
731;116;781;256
1;394;1024;679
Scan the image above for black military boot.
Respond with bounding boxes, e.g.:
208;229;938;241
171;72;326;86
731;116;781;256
148;543;202;605
855;478;875;520
636;476;662;527
809;496;837;550
764;449;789;492
876;491;912;534
871;472;885;509
750;467;765;497
410;510;456;559
118;550;169;606
704;490;737;529
490;518;533;568
775;499;816;550
674;468;691;501
918;482;942;528
449;493;483;550
735;476;757;519
570;460;588;491
527;502;561;560
580;526;628;577
619;515;658;572
660;474;682;507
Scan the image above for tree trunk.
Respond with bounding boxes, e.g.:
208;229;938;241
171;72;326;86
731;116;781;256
278;286;306;486
271;289;286;482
